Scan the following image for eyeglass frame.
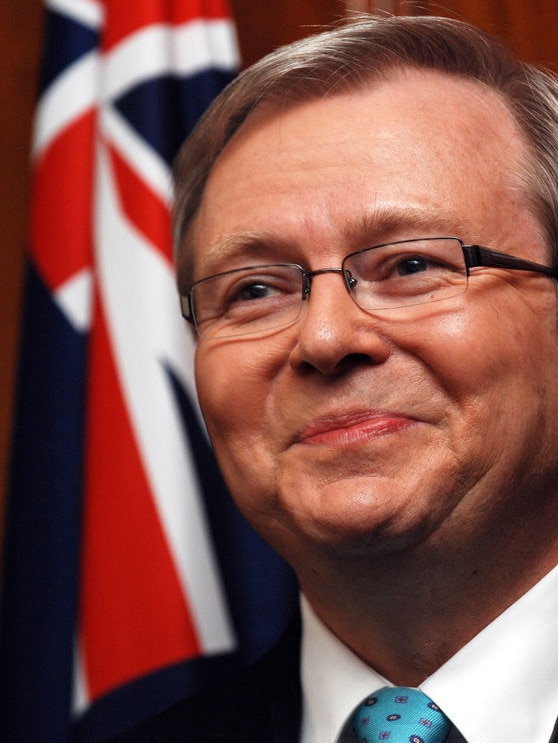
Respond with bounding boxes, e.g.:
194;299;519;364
180;237;558;336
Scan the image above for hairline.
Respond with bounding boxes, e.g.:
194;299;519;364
173;17;558;287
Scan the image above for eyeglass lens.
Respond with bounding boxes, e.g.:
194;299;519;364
190;238;468;339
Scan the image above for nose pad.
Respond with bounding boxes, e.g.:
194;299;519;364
345;270;358;290
303;267;354;298
290;269;391;375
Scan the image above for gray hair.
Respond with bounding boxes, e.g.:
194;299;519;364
173;14;558;283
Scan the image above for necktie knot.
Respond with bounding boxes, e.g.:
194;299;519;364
350;687;450;742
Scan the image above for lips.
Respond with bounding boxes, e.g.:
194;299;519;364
295;410;417;446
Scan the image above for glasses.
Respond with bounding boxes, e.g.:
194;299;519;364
180;237;558;339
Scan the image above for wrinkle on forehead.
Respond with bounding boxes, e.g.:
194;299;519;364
182;68;539;286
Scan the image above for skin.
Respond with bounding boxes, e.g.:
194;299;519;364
188;69;558;683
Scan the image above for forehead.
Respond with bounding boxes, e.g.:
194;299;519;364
185;69;532;281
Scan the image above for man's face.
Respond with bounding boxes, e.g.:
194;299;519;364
188;70;558;568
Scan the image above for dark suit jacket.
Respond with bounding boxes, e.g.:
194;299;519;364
112;616;558;743
111;619;302;742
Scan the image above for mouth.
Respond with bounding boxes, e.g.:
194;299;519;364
295;410;418;447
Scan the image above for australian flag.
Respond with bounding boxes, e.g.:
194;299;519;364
0;1;297;741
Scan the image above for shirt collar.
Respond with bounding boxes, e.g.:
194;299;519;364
300;564;558;743
300;593;388;742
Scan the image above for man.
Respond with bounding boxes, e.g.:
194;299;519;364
116;14;558;742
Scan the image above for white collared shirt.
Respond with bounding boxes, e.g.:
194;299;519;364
300;564;558;742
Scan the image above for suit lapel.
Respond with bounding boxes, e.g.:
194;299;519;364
212;614;302;743
264;616;302;742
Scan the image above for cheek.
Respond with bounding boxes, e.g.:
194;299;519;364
411;301;525;394
194;341;295;537
196;347;251;438
412;297;558;453
194;340;287;467
399;308;490;402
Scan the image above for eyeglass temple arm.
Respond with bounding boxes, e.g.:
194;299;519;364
180;294;195;324
463;244;558;278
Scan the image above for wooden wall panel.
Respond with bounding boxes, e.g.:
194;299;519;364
0;0;43;549
419;1;558;69
1;0;558;557
340;1;558;68
230;0;342;67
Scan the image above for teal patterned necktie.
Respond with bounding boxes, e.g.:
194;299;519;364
351;687;451;742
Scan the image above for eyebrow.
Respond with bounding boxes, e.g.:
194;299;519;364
195;204;473;279
196;231;292;278
342;204;472;246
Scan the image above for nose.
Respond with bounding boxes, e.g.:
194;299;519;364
288;271;391;376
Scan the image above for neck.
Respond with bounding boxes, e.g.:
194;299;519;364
296;513;558;686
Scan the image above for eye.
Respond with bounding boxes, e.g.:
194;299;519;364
228;273;294;305
214;266;302;318
348;242;464;285
350;246;464;302
393;254;446;276
235;281;276;302
342;238;467;310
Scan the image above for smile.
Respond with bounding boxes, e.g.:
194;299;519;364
295;411;417;447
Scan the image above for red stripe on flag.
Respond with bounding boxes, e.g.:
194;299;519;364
80;291;201;700
101;0;234;51
108;143;173;262
29;111;95;292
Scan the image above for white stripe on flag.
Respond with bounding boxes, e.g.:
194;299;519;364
101;106;173;206
102;20;239;103
72;636;89;716
32;51;99;158
95;140;236;653
172;19;240;72
46;0;104;29
54;268;93;333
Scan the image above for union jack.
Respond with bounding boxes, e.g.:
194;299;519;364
0;2;297;741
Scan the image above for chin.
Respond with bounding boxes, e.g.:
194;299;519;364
276;492;437;562
305;517;431;559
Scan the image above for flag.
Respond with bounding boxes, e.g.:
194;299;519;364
0;1;298;741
